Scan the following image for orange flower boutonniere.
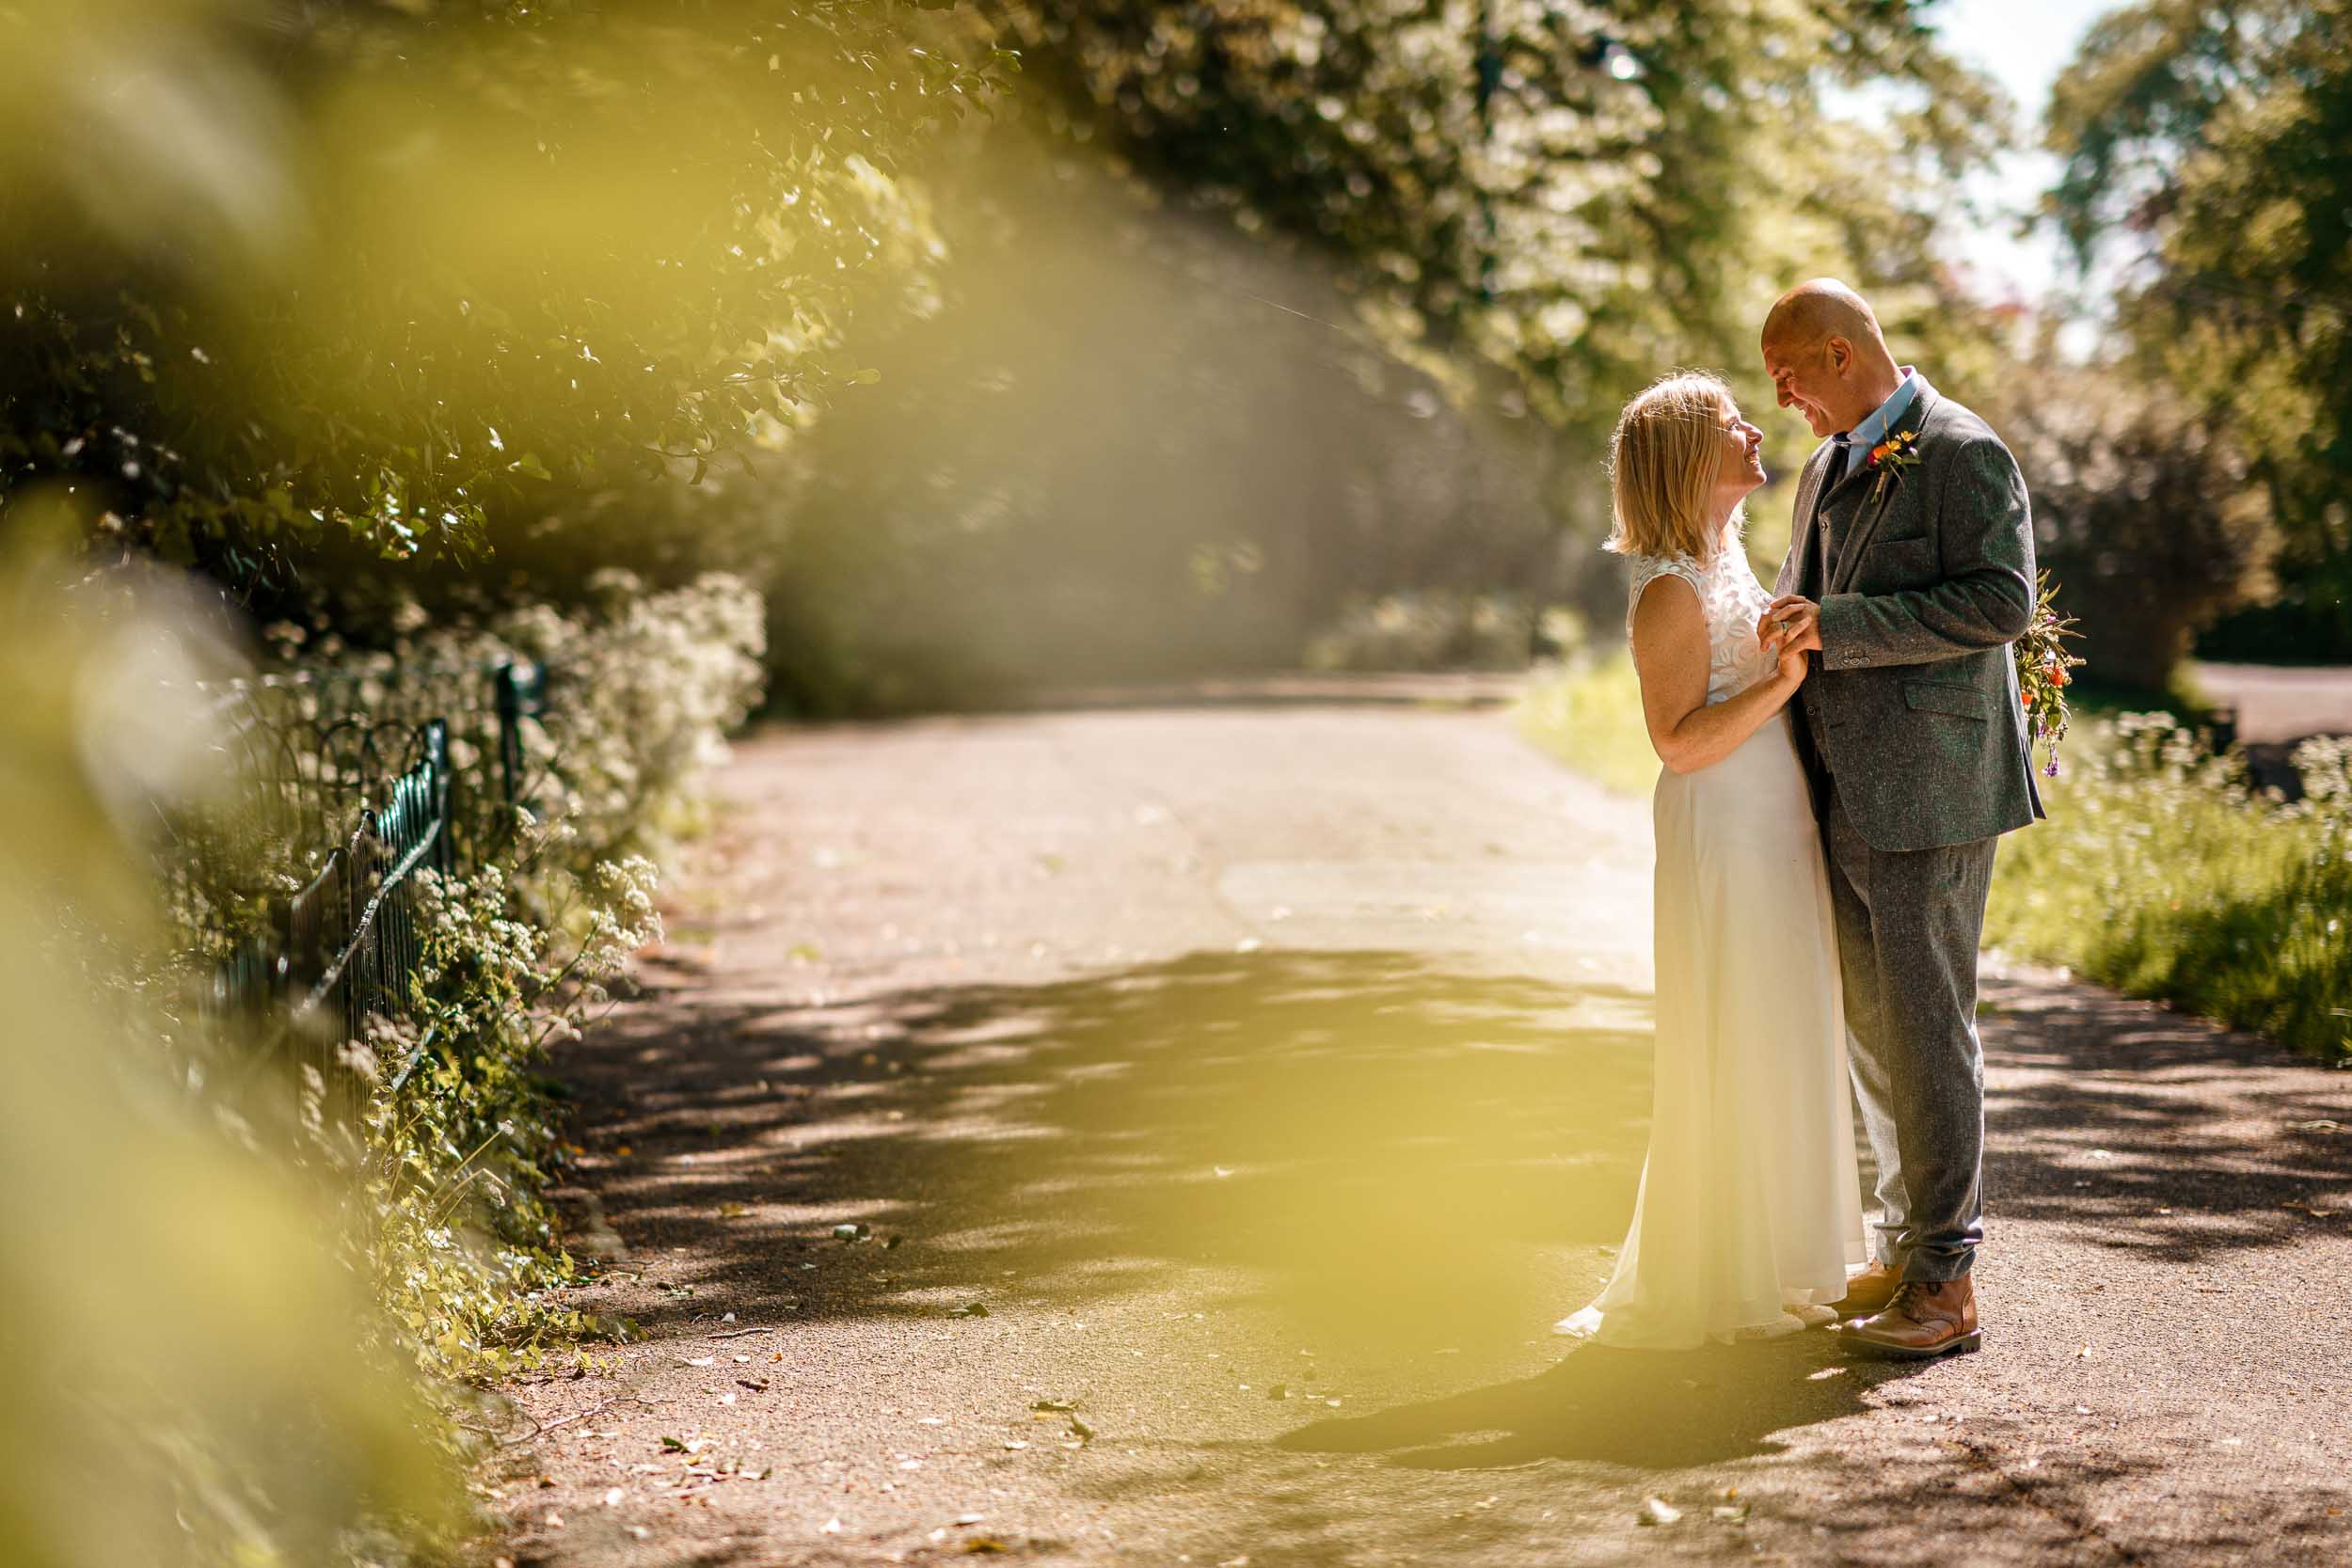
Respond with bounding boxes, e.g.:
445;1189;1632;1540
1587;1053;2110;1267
1866;426;1923;504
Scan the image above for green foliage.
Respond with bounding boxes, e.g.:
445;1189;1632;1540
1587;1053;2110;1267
987;0;2008;438
2043;0;2352;656
1975;356;2276;689
1306;591;1561;673
705;1;2017;713
1987;716;2352;1062
0;0;1013;598
361;850;660;1386
1512;651;1660;799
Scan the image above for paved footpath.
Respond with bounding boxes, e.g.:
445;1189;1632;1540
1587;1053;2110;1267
489;695;2352;1568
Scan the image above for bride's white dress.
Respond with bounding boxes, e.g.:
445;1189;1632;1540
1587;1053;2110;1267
1555;542;1867;1348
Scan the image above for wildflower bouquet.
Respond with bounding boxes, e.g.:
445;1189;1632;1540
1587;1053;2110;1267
2015;571;2084;777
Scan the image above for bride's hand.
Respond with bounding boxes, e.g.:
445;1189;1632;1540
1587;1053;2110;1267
1760;596;1821;686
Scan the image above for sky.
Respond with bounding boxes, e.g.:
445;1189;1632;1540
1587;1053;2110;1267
1925;0;2126;305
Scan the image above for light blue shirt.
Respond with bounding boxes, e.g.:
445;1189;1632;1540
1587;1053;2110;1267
1833;366;1920;480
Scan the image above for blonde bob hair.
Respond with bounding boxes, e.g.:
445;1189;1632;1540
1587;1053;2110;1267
1602;371;1744;561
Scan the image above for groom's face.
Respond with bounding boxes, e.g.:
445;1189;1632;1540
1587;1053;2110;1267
1761;335;1851;439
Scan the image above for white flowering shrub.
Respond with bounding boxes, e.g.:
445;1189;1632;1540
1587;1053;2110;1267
358;845;660;1384
167;575;760;1402
1985;712;2352;1060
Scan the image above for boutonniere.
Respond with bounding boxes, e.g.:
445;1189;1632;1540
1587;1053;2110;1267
1866;427;1923;504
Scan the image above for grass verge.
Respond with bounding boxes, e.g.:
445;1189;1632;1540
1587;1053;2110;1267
1510;653;1660;799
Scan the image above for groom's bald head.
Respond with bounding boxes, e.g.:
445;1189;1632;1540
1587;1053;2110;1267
1759;278;1903;439
1760;279;1886;358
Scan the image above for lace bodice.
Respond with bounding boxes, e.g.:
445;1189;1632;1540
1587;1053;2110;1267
1625;546;1777;705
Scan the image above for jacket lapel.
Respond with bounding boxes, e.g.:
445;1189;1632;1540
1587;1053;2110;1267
1827;381;1938;595
1780;443;1834;596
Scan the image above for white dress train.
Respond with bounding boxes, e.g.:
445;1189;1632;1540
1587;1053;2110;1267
1556;544;1868;1349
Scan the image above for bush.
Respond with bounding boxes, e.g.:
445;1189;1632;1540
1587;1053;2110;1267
223;576;763;1392
1978;361;2276;690
1306;591;1565;673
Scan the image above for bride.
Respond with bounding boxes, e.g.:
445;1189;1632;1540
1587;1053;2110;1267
1553;371;1868;1348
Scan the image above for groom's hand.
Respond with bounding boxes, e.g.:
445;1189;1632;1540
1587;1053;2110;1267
1760;595;1824;658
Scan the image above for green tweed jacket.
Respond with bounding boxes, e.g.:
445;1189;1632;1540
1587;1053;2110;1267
1774;375;2046;853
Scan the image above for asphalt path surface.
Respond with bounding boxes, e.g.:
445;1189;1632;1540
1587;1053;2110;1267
489;693;2352;1568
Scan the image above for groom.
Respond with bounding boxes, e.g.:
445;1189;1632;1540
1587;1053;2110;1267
1756;279;2042;1359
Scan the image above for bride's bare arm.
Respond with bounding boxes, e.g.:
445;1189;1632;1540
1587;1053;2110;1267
1630;576;1804;775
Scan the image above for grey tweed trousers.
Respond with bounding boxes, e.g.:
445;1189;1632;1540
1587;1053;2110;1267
1822;784;1994;1282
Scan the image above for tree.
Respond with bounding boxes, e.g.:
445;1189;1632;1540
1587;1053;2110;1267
1981;359;2275;690
0;0;1012;603
980;0;2010;440
2043;0;2352;657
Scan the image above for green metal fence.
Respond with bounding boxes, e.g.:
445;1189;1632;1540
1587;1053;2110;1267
199;659;549;1108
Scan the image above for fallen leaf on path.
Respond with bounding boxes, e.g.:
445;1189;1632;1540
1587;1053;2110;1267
1807;1368;1846;1381
1640;1497;1682;1527
949;1302;990;1319
962;1541;1011;1556
1713;1504;1751;1522
720;1202;748;1218
1267;1385;1288;1400
1071;1417;1096;1444
955;1513;987;1526
682;1355;716;1367
660;1436;689;1451
820;1516;843;1534
602;1487;625;1507
1031;1398;1077;1413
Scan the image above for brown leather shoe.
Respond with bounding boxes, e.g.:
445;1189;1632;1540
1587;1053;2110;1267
1830;1260;1902;1320
1836;1277;1981;1359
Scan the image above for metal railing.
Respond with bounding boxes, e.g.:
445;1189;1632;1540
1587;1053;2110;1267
196;659;550;1111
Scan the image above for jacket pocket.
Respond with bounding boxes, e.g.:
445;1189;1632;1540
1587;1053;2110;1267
1868;535;1935;569
1903;679;1990;721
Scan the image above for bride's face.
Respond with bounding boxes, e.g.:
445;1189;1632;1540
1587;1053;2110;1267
1710;400;1767;507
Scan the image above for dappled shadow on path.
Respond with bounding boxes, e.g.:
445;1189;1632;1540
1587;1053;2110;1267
520;945;2352;1568
552;947;1656;1349
1976;969;2352;1266
552;947;2352;1348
